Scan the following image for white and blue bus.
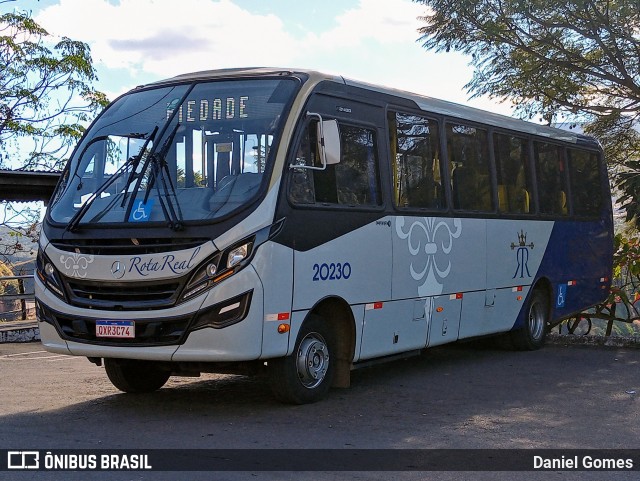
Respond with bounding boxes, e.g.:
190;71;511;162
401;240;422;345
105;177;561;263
36;68;613;403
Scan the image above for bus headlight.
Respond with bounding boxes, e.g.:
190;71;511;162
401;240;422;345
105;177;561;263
44;263;56;276
206;263;218;277
181;253;222;302
36;249;67;301
227;243;250;269
180;238;255;302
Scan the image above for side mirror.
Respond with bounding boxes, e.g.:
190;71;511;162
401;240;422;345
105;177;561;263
290;112;341;171
318;119;340;166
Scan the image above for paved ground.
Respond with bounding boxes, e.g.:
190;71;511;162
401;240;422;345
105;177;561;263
0;339;638;480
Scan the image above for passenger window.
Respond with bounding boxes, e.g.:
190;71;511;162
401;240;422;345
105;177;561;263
493;133;534;214
389;112;444;209
568;148;602;217
447;123;493;211
534;142;569;215
289;120;381;207
338;125;380;205
289;119;321;204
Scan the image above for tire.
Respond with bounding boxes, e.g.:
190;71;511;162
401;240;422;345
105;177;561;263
104;359;171;393
510;289;549;351
268;316;335;404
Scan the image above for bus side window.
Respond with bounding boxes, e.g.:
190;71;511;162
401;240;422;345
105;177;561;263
568;148;602;217
336;125;380;206
289;119;320;204
494;133;534;214
534;141;569;216
447;123;493;212
289;121;381;207
389;111;444;210
288;118;340;204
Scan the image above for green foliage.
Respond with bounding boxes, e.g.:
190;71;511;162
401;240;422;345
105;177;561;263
416;0;640;123
176;168;204;188
613;232;640;291
0;260;17;296
616;160;640;227
415;0;640;227
0;8;108;170
585;112;640;170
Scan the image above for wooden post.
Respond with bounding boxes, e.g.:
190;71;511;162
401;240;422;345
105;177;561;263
18;278;27;320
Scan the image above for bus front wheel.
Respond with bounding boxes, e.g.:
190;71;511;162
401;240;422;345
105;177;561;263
268;316;335;404
104;359;171;393
510;289;549;350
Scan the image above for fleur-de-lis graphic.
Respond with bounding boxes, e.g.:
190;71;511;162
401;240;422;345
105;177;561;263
396;217;462;296
60;253;95;278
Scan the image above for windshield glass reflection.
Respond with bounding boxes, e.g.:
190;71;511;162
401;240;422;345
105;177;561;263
50;78;297;227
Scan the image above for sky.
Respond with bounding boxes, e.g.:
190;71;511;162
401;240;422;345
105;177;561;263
10;0;514;115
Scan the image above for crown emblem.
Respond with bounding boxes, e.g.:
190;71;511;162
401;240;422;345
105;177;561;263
518;231;527;246
511;230;534;250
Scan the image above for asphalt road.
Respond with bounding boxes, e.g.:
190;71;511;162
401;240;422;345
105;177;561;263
0;340;638;481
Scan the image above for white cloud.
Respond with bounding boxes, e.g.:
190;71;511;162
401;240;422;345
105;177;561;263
299;0;515;115
36;0;297;76
35;0;427;77
34;0;514;115
304;0;425;50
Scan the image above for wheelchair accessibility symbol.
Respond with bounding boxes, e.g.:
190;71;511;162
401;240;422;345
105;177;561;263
129;200;154;222
556;284;567;308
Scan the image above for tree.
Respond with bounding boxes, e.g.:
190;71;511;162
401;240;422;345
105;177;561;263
0;3;108;265
414;0;640;224
0;260;17;295
0;3;108;170
0;201;38;260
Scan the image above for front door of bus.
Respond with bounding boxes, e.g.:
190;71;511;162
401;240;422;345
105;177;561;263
284;91;393;361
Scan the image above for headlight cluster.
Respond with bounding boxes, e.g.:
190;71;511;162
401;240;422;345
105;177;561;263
36;249;66;300
180;238;254;302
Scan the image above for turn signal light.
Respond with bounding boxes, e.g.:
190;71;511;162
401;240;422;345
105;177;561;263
213;270;235;284
277;324;290;334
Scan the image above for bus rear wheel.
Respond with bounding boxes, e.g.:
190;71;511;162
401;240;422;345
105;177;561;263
510;289;549;350
104;359;171;393
268;316;335;404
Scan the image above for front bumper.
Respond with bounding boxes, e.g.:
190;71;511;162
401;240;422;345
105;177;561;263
36;266;266;362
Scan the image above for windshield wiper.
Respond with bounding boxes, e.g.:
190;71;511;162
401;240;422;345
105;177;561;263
136;123;183;230
65;129;158;232
121;85;193;230
120;126;158;208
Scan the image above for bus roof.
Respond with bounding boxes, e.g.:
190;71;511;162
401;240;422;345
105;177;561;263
144;67;594;146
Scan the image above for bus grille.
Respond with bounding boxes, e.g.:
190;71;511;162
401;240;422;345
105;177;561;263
50;237;209;256
64;278;183;311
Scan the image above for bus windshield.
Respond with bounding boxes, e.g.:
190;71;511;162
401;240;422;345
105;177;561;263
49;78;297;228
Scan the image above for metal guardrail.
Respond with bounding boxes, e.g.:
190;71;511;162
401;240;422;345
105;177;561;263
549;286;640;337
0;274;35;321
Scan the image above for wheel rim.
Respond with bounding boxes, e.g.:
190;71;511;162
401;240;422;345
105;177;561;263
529;300;545;341
296;332;329;389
